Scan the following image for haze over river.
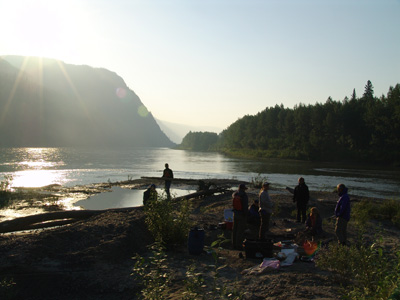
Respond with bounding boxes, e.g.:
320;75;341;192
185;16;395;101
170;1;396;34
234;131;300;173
0;147;399;201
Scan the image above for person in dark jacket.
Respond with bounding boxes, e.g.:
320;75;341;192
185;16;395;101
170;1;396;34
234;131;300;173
247;199;261;239
305;207;323;237
335;183;351;245
162;163;173;200
293;177;310;223
232;183;249;250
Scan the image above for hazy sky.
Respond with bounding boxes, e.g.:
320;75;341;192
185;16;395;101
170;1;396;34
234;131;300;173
1;0;399;131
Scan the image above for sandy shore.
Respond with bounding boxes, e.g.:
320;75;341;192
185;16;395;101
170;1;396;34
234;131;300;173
0;178;398;299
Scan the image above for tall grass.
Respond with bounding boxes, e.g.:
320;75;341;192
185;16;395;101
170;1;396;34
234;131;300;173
316;241;400;300
352;199;400;228
317;198;400;299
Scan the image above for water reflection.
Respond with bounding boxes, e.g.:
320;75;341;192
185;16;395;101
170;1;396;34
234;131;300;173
1;148;67;188
0;147;399;199
11;170;68;188
74;186;196;210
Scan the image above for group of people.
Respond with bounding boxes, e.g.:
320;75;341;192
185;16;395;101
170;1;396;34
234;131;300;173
144;165;351;248
231;182;275;250
143;163;174;204
231;177;351;250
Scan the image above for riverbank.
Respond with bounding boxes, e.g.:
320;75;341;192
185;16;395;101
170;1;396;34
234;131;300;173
0;178;399;299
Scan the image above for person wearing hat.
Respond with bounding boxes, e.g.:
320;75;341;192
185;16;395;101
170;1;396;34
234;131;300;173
232;183;249;250
143;183;157;206
293;177;310;223
259;181;274;239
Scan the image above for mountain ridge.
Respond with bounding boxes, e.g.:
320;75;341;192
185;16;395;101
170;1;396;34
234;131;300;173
155;118;223;144
0;55;175;148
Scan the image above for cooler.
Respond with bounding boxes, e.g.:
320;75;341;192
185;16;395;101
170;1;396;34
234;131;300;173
224;209;234;230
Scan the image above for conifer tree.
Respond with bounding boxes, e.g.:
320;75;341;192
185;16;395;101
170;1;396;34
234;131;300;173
363;80;374;100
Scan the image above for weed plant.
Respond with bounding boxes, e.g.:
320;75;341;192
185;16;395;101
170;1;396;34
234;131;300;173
143;194;192;247
132;241;244;300
316;235;400;299
132;242;171;300
0;277;16;299
0;175;13;209
352;199;400;228
250;174;268;189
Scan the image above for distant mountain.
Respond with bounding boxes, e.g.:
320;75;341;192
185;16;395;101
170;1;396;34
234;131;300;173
156;119;222;144
0;55;175;147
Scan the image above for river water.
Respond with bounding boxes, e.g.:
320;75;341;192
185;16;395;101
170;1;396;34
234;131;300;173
0;147;399;201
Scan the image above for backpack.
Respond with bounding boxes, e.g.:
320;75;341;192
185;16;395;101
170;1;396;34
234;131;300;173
232;193;242;211
164;169;172;178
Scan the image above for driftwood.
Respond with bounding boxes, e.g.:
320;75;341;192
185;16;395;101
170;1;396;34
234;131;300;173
0;180;233;233
0;207;136;234
141;176;200;184
174;188;231;201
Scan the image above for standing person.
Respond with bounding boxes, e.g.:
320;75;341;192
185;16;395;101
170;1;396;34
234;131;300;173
247;199;261;239
162;163;173;200
293;177;310;223
259;182;273;239
232;183;249;250
335;183;351;245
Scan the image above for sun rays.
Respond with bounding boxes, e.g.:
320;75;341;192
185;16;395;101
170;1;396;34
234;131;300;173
0;56;96;137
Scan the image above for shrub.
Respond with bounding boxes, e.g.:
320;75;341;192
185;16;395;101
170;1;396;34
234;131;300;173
0;175;14;209
316;240;400;299
353;199;400;228
144;195;191;247
250;174;268;189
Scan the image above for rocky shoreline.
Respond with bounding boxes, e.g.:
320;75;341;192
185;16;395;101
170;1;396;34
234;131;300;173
0;178;398;299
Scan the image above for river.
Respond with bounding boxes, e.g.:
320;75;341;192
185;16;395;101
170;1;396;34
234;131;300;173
0;147;399;201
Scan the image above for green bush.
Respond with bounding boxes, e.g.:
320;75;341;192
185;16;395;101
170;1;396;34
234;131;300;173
316;241;400;299
144;195;191;247
0;175;14;209
250;174;268;189
353;199;400;228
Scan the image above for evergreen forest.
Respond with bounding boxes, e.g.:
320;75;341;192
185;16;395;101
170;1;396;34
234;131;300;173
181;81;400;164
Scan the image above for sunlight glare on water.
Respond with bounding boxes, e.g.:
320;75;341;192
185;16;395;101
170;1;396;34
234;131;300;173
11;170;67;188
6;148;67;188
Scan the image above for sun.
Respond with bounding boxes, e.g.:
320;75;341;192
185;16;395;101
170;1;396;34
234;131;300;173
0;0;95;62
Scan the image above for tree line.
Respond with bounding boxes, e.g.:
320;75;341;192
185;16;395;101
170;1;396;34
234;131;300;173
179;81;400;164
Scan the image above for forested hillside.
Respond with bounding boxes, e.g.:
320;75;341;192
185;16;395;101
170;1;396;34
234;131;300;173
176;131;218;151
0;56;175;147
179;81;400;164
218;81;400;163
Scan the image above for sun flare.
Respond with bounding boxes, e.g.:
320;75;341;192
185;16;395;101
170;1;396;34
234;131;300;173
0;0;96;62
